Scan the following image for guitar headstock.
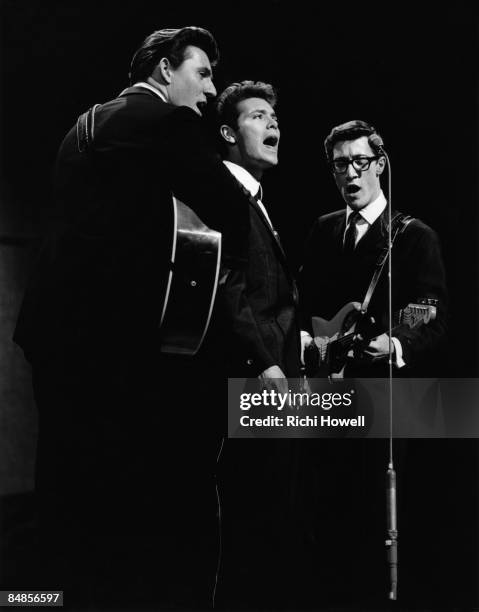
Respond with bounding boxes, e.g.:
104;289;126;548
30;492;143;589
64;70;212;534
400;299;437;328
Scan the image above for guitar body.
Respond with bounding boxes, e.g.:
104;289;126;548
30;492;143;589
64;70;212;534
160;197;222;355
311;302;363;377
312;301;362;338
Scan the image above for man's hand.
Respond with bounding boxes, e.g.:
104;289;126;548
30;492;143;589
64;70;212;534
361;332;395;361
300;331;314;366
258;365;289;395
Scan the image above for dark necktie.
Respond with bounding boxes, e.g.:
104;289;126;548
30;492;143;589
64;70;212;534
343;211;361;253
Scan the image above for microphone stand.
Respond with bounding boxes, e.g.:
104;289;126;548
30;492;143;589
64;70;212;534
382;146;398;601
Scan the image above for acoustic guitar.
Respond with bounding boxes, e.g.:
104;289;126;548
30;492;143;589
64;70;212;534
160;196;222;355
75;107;222;356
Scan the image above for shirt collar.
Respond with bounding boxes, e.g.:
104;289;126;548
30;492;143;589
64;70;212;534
130;81;167;102
346;190;387;225
223;161;261;199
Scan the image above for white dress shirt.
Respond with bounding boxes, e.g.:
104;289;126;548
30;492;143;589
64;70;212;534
128;81;167;102
344;190;387;246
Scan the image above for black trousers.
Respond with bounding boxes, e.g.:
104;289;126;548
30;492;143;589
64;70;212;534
31;347;222;610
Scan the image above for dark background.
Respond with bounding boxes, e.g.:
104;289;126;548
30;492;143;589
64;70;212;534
1;1;478;369
0;1;478;609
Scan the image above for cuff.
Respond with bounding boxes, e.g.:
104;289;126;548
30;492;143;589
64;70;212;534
300;330;313;366
391;336;406;368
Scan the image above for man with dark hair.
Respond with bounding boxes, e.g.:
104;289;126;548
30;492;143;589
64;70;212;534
128;27;219;84
215;80;299;381
214;81;302;608
13;28;273;610
296;119;448;605
299;119;447;376
216;80;276;144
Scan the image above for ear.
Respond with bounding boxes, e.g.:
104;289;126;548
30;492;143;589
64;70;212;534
220;124;236;145
376;155;386;175
153;57;172;84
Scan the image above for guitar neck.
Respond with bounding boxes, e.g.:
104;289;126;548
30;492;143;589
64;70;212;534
335;303;437;348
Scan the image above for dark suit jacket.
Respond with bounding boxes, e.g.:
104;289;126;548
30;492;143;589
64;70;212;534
218;183;300;377
13;88;303;607
215;184;301;607
295;207;449;605
299;207;447;374
13;87;278;371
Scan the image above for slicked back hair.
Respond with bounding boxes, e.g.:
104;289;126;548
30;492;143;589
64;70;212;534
324;119;384;161
129;26;219;84
216;80;277;130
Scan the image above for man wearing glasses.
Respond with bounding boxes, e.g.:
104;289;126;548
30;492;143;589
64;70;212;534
295;121;447;604
299;119;447;377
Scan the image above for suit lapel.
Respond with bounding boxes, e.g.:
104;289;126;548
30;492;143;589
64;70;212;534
354;208;393;256
331;211;347;255
236;183;296;283
250;194;289;261
335;211;347;244
235;182;286;260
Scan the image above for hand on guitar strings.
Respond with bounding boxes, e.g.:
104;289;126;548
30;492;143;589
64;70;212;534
300;332;323;378
300;331;314;366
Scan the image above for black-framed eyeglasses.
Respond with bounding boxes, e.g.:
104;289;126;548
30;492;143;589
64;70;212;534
330;156;379;174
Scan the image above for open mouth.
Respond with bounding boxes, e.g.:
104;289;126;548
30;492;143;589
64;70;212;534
263;134;278;148
345;184;360;194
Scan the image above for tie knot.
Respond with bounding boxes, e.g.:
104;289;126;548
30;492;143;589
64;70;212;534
348;211;361;226
254;185;263;201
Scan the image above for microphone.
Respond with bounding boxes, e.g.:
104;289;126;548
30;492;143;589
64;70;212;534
369;132;385;153
386;466;398;600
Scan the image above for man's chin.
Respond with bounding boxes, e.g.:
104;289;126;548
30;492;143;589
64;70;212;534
343;194;364;210
185;103;203;116
263;153;278;167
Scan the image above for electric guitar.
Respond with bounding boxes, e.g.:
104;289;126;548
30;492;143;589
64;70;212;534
306;300;437;378
160;196;222;355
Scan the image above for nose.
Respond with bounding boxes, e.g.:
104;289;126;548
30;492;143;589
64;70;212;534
268;116;279;130
346;160;359;179
204;78;217;99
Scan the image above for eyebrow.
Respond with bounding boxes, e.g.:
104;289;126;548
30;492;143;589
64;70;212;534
248;109;278;120
333;154;369;160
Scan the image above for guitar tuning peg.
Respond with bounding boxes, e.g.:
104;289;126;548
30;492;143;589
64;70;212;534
417;297;438;306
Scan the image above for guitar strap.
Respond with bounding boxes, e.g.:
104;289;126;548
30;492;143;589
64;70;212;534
76;104;101;152
360;212;414;314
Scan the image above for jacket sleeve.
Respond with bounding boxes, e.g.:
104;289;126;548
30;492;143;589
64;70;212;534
393;221;448;366
218;267;279;377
